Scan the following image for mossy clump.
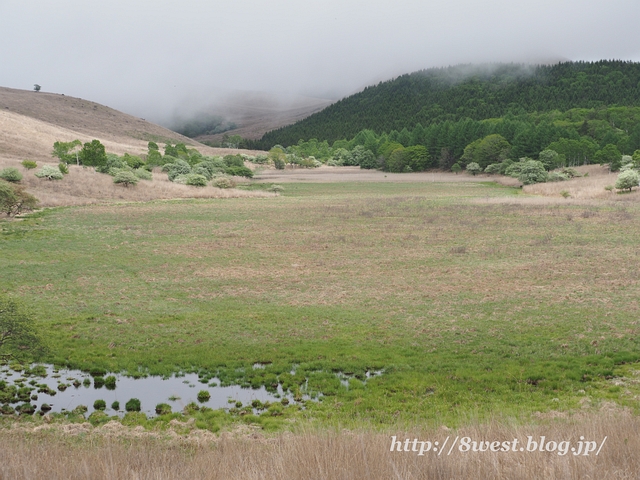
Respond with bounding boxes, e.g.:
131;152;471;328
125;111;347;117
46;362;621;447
183;402;200;415
17;403;36;415
125;398;141;412
93;399;106;411
111;401;120;411
104;376;116;390
40;403;52;412
93;377;105;388
88;411;110;426
155;403;172;415
73;405;88;415
197;390;211;403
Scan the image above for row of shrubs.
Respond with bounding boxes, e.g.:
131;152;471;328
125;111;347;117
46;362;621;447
0;161;69;183
463;155;640;192
464;158;584;185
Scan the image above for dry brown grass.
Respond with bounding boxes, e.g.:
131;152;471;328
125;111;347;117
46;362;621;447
255;166;501;183
1;410;638;479
523;165;639;201
0;159;273;207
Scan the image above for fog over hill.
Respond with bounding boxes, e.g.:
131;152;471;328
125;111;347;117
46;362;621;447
1;0;638;132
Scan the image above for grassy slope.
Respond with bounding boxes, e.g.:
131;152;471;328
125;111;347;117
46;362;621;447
2;181;640;428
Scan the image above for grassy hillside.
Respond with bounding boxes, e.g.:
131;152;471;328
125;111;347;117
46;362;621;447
3;180;640;430
255;61;640;148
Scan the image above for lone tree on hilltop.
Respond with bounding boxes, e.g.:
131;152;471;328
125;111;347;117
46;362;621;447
33;84;41;92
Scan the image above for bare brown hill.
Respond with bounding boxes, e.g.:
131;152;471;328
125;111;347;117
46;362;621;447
0;86;270;208
0;86;266;162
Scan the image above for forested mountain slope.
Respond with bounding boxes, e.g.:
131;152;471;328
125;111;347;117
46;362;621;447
255;61;640;149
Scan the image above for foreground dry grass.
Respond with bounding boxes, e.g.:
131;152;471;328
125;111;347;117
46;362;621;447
1;410;637;479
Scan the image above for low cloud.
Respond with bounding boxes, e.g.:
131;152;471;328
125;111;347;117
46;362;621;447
1;0;639;125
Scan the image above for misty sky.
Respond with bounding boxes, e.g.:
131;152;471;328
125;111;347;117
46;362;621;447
1;0;639;124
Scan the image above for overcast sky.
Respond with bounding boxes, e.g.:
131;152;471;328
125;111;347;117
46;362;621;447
1;0;639;124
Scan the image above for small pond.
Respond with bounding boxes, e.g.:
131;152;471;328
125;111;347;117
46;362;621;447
0;364;297;417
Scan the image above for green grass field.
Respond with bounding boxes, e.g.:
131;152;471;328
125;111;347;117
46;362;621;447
2;181;639;429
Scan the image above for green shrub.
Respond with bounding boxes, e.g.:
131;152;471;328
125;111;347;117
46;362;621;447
191;164;213;180
451;163;461;174
504;161;525;178
185;173;208;187
21;160;37;170
113;171;139;187
615;169;640;192
133;168;152;180
268;184;284;193
165;159;191;181
93;399;106;410
225;166;254;178
465;162;481;175
146;150;164;167
58;163;69;175
34;165;63;180
155;403;172;415
517;160;548;185
0;181;38;217
211;176;234;189
93;376;105;388
254;154;269;164
123;153;145;169
111;401;120;410
125;398;141;412
97;154;126;174
79;139;107;167
484;163;502;174
223;154;244;168
0;167;23;183
197;390;211;402
547;172;569;182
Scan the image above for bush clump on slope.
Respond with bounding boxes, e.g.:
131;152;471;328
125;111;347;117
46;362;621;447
0;168;23;183
34;165;63;180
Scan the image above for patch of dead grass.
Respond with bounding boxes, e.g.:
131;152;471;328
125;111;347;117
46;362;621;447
0;159;273;207
0;410;638;479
